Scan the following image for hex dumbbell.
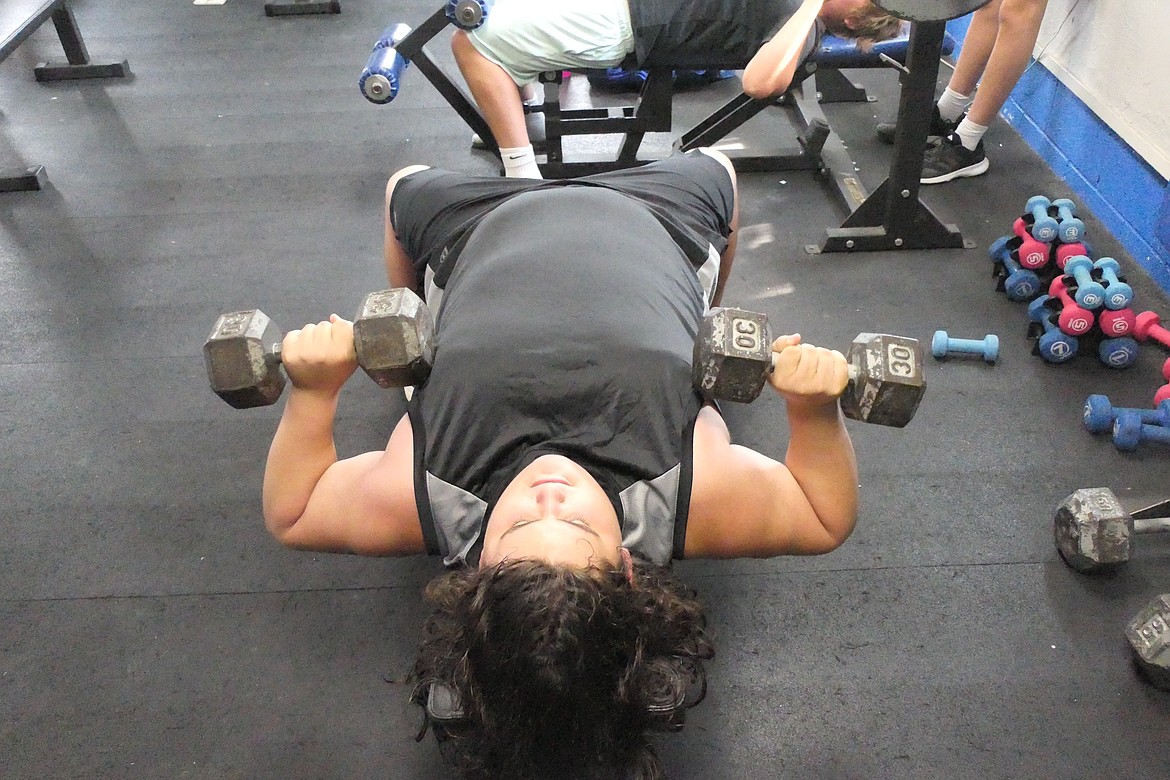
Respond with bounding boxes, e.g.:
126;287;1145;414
1024;195;1060;242
1126;594;1170;691
1027;297;1078;363
1051;198;1085;243
1113;411;1170;451
204;288;434;409
1062;256;1107;310
1054;487;1170;573
1083;396;1170;434
692;308;926;427
931;330;998;362
1093;258;1133;310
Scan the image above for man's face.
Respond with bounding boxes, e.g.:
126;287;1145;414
480;454;625;570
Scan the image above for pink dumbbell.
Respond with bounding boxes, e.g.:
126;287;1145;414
1098;308;1136;337
1157;357;1170;405
1011;218;1052;269
1048;276;1095;335
1053;241;1090;271
1134;311;1170;353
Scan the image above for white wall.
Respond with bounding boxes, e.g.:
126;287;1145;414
1035;0;1170;178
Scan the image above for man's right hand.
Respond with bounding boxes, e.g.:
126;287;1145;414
282;314;358;396
768;334;849;413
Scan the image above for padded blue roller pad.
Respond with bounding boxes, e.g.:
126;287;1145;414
817;30;956;68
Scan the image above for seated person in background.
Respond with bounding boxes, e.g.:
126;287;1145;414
919;0;1050;184
262;149;860;779
452;0;903;177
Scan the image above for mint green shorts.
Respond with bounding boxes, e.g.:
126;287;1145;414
468;0;635;85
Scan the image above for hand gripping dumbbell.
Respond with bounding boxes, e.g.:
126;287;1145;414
204;288;434;409
446;0;493;30
1113;410;1170;451
1093;258;1133;310
1046;277;1095;335
1082;395;1170;434
1054;486;1170;573
692;308;926;427
931;330;997;363
1006;222;1051;269
1023;195;1060;242
988;237;1041;300
1027;297;1078;363
1062;256;1107;310
359;23;412;104
1126;594;1170;691
1051;198;1085;243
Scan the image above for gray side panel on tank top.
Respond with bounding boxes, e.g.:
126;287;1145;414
619;465;681;566
425;472;488;566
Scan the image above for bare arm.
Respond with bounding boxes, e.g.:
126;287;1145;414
685;335;858;558
261;317;423;555
741;0;822;99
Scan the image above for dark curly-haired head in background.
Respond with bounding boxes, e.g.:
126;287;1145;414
410;557;713;779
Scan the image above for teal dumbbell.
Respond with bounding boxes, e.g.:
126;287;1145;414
931;330;998;363
1052;198;1085;243
1025;195;1059;242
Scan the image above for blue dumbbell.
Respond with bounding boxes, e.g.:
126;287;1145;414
932;330;998;362
359;23;413;104
446;0;493;30
1093;258;1134;310
1097;337;1140;369
1084;396;1170;434
989;238;1041;301
1027;296;1078;363
1062;256;1107;310
1113;410;1170;452
1025;195;1060;242
1052;198;1085;243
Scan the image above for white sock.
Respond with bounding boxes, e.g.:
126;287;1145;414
937;87;972;122
954;117;988;151
500;144;542;179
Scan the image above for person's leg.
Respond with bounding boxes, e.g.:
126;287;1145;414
946;0;1003;101
696;149;739;307
962;0;1049;128
450;31;542;178
384;165;432;289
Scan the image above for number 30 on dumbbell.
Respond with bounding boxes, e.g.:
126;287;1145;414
203;288;434;409
692;307;926;427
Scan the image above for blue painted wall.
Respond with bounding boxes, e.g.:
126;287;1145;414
945;16;1170;293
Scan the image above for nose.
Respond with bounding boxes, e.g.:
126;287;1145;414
535;483;568;518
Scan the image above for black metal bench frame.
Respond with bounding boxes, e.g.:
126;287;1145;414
264;0;341;17
393;6;966;252
1;0;129;192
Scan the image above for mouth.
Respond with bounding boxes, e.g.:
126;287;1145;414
531;476;571;487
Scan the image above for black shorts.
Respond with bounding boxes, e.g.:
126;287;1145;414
388;150;736;289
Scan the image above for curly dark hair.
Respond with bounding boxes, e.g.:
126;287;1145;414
409;557;714;779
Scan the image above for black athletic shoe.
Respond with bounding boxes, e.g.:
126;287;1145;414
876;106;960;145
920;132;989;184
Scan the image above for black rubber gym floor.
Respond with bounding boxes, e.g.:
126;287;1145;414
2;2;1167;778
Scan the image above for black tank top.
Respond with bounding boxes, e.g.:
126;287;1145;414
408;186;706;567
627;0;807;67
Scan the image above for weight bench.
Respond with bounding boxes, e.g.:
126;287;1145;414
380;0;988;252
1;0;129;192
264;0;340;17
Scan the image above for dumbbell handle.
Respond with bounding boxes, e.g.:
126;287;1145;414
1135;517;1170;534
1135;312;1170;348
